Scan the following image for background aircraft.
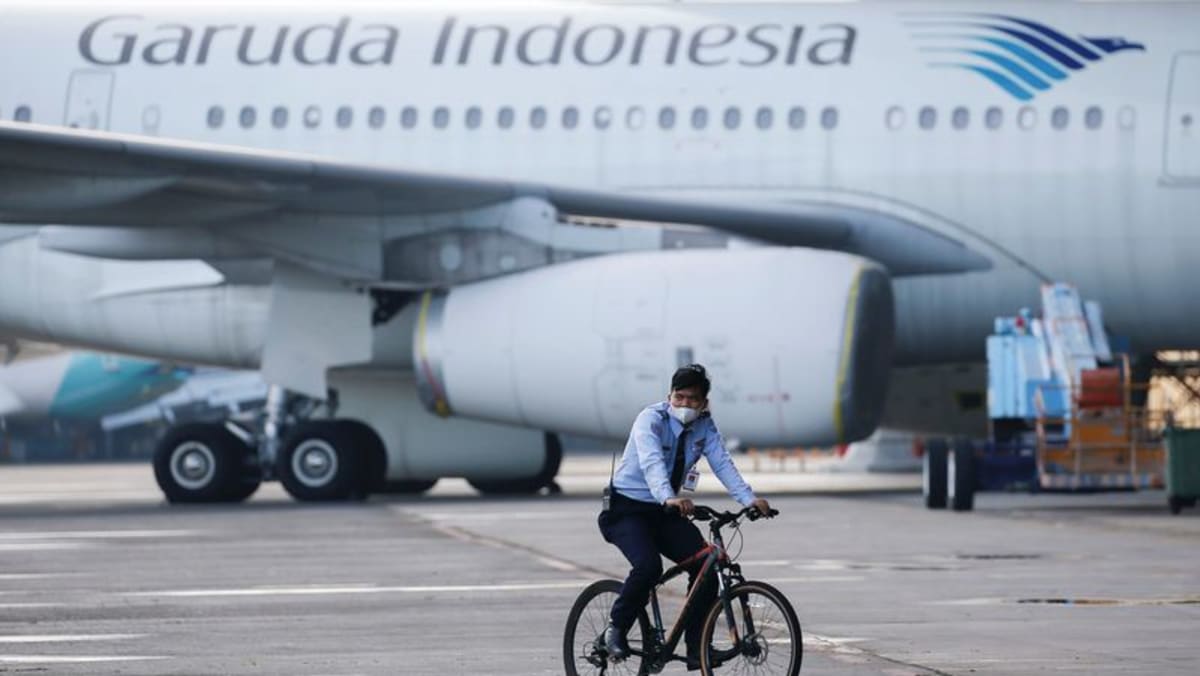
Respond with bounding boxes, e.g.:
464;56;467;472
0;0;1196;501
0;345;187;461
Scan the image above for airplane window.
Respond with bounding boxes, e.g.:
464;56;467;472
206;105;224;129
14;105;32;123
691;107;709;130
303;105;321;129
401;106;418;129
787;106;805;129
755;107;773;130
368;106;386;129
626;106;645;130
466;106;482;129
659;107;676;130
821;107;838;130
885;106;904;130
336;106;353;129
1118;106;1135;130
239;106;256;129
498;106;515;129
984;106;1002;130
918;106;936;130
562;106;579;129
271;106;288;129
433;106;450;129
951;107;969;130
595;106;613;130
1084;106;1103;130
530;106;547;129
1018;106;1037;130
141;105;161;133
723;107;741;130
1051;106;1069;130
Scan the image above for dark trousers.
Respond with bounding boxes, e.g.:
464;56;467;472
598;504;717;656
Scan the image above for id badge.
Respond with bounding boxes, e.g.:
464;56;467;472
682;468;700;492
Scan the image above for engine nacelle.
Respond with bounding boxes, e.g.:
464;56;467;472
414;248;893;446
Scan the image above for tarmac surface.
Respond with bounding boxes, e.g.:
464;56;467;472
0;458;1197;675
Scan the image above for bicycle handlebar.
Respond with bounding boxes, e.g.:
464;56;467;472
664;503;779;527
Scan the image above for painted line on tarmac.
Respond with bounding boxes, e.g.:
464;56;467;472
0;634;147;643
124;581;587;598
0;573;84;580
0;493;161;505
0;656;167;664
0;542;93;551
0;530;199;540
768;576;867;583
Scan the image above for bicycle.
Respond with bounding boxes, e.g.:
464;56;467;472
563;504;802;675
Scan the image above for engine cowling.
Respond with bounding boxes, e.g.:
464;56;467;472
414;247;893;447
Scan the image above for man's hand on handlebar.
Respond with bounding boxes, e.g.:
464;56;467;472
665;497;695;517
750;498;773;518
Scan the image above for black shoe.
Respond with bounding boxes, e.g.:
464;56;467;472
686;656;702;671
603;624;630;661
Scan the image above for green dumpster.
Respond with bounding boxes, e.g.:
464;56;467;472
1165;428;1200;514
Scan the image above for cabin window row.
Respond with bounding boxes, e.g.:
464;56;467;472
885;105;1135;131
204;104;843;132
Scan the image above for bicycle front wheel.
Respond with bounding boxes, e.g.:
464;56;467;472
563;579;651;676
699;580;802;675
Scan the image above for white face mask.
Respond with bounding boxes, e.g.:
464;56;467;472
670;406;700;425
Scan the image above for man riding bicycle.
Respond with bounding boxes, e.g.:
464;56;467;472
599;363;771;670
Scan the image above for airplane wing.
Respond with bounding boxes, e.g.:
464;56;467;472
0;121;990;278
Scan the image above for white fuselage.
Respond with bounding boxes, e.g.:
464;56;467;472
0;0;1197;369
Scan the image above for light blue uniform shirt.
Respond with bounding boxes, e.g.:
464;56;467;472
611;401;756;506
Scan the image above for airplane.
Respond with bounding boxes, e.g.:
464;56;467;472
0;0;1196;502
0;350;185;422
0;344;188;461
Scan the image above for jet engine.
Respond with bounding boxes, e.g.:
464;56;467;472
414;247;893;446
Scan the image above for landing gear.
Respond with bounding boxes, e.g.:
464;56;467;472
152;380;565;504
923;436;977;511
155;386;386;505
276;420;383;502
949;437;977;512
923;438;948;509
468;433;564;495
153;423;261;503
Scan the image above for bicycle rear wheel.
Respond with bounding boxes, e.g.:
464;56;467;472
698;580;802;675
563;579;651;676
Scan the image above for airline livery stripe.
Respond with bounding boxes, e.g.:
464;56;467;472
125;581;587;597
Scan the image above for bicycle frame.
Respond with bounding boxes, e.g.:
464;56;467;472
633;517;748;669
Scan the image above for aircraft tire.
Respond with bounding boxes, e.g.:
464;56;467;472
378;479;439;494
277;420;365;502
949;437;976;512
334;419;388;499
468;432;563;495
923;437;948;509
154;423;257;504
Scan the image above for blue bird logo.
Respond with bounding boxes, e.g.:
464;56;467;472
904;13;1145;101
